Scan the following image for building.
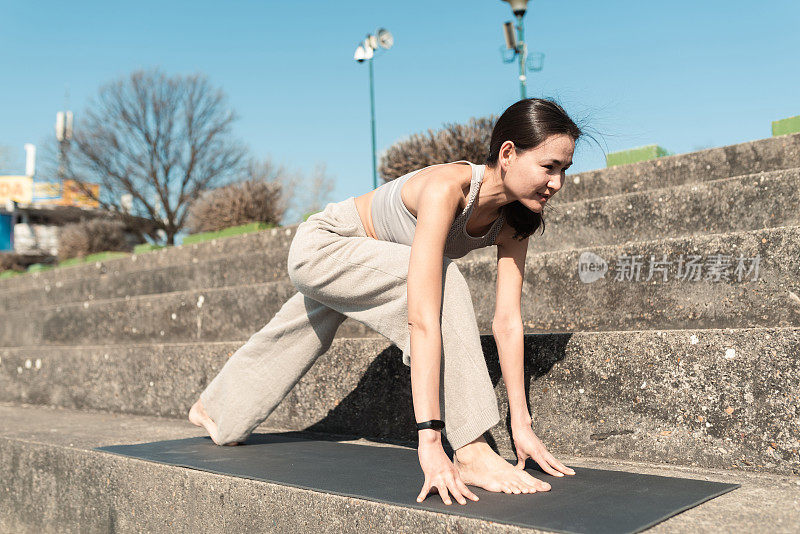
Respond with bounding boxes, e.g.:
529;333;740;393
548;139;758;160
1;175;159;268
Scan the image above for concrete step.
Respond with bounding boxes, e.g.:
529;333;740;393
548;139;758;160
0;247;293;313
536;167;800;252
2;327;798;475
2;224;798;346
517;223;800;332
557;132;800;203
1;403;798;533
5;133;798;297
0;222;301;294
5;167;799;314
0;231;486;314
0;279;377;346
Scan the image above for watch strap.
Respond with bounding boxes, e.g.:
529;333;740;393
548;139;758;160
416;419;445;431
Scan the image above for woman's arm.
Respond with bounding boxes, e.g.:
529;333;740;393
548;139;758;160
493;229;575;477
409;174;482;506
407;176;463;442
493;325;529;425
492;229;531;427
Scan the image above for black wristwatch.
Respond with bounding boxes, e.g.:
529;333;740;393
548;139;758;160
416;419;445;431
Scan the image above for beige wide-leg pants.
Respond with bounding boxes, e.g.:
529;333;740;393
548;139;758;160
199;196;501;450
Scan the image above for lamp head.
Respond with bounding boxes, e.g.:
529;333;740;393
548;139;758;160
502;0;529;16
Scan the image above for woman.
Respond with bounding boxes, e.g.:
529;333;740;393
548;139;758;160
189;97;582;506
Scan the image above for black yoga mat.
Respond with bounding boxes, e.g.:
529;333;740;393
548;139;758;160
95;432;739;534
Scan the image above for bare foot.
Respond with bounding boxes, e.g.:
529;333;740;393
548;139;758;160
454;435;551;494
188;399;242;446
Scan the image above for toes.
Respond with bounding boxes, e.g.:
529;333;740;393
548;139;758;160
520;471;551;491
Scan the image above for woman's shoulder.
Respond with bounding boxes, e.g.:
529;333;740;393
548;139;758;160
403;162;472;211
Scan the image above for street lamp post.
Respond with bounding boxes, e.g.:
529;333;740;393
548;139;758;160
500;0;544;100
354;28;393;190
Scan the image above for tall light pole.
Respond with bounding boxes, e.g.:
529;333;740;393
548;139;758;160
354;28;393;190
500;0;544;100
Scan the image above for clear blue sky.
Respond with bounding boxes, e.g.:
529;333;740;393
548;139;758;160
2;0;798;216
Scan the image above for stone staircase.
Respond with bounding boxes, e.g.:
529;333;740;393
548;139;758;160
2;132;799;532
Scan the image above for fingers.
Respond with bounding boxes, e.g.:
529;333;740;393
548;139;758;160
525;449;566;477
446;478;468;505
417;479;430;503
436;478;467;505
518;446;576;481
436;484;453;505
536;457;565;477
419;477;475;505
543;451;576;475
519;449;560;477
455;476;480;502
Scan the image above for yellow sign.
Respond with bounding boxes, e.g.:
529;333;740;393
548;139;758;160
34;181;62;200
2;176;100;208
57;179;100;208
0;175;33;203
35;180;101;208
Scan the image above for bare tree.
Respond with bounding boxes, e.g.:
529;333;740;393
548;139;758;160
255;162;336;224
44;67;249;245
289;163;335;222
241;156;292;220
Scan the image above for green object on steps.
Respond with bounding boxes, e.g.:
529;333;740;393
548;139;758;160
133;243;166;254
606;145;672;167
772;115;800;137
182;221;273;246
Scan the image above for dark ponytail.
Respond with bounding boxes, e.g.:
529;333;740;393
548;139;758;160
486;98;583;241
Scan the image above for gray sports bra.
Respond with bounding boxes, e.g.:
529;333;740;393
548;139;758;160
370;160;506;259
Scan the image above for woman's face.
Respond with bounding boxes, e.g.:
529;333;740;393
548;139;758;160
502;134;575;213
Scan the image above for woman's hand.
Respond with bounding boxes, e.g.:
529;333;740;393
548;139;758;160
511;421;576;477
416;437;480;505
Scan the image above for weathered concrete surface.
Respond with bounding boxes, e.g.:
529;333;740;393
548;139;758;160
557;132;800;203
0;223;301;294
536;167;800;252
4;132;797;296
0;279;377;346
4;166;799;314
0;220;486;313
1;403;798;533
2;328;798;475
506;224;800;333
5;223;796;346
1;133;798;533
0;240;487;314
0;247;293;313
